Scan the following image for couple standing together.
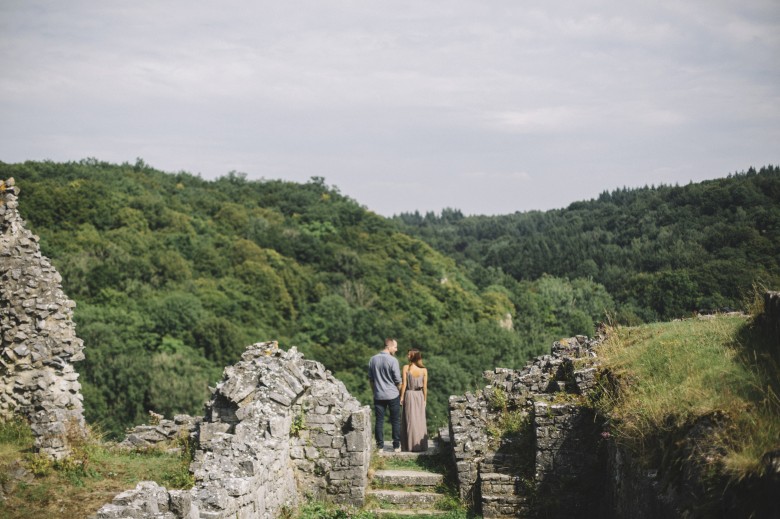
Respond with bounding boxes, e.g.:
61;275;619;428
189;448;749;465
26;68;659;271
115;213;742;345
368;338;429;452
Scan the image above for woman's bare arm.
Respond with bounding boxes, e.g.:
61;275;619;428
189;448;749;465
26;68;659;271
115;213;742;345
422;368;428;403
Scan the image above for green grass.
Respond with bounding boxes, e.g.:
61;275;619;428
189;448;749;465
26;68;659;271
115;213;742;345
372;452;449;474
0;421;193;519
294;500;474;518
596;314;780;479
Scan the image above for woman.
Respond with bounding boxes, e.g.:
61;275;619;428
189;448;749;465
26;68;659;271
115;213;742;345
400;349;429;452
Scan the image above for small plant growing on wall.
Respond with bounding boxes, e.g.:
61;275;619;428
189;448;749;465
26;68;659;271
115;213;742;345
290;408;306;437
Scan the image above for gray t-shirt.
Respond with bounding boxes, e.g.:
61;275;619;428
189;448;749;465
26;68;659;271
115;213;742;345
368;351;401;400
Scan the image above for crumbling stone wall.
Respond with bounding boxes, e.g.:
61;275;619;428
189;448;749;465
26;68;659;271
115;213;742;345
0;178;86;459
95;341;371;519
762;291;780;358
448;336;604;518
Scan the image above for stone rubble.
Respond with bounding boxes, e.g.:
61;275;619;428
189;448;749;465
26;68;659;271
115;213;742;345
0;178;87;459
118;413;202;450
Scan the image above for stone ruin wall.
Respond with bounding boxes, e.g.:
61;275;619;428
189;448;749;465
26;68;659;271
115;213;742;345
94;341;372;519
448;336;605;518
448;335;715;519
0;178;87;459
762;291;780;358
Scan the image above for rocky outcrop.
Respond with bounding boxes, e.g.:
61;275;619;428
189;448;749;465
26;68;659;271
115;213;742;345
0;178;86;459
95;341;372;519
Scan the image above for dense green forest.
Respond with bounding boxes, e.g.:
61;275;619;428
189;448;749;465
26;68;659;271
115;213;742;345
395;165;780;324
2;160;777;438
1;159;612;437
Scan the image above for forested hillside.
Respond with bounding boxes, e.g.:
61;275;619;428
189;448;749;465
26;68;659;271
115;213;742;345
395;166;780;323
1;159;611;437
4;160;775;439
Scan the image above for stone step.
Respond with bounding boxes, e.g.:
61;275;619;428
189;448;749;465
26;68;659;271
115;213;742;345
378;442;439;459
482;494;529;504
373;469;444;487
367;509;451;516
367;489;443;506
479;472;525;499
481;493;531;517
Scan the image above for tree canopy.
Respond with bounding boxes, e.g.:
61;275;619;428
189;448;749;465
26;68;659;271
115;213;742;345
394;166;780;323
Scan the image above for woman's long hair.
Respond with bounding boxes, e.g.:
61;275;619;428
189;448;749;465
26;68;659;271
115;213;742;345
408;349;424;368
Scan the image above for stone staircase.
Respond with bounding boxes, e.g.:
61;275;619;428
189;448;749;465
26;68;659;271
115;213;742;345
366;431;453;516
479;449;531;517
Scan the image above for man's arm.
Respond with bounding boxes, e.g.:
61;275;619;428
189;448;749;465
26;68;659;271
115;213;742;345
368;358;376;394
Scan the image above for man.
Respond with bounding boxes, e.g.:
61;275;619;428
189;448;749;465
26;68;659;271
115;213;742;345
368;338;402;452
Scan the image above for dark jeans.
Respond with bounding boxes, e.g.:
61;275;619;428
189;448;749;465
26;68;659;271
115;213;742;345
373;396;401;449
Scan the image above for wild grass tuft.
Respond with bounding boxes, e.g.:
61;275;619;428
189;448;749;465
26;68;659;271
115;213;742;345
0;421;195;519
0;417;34;447
294;501;376;518
596;314;780;479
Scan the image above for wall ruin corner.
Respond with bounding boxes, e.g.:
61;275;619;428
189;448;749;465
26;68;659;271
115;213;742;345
1;178;87;460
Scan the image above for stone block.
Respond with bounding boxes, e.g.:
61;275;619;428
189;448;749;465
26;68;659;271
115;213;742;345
168;489;194;517
305;413;336;425
348;452;366;466
328;468;363;481
280;369;305;396
198;422;231;443
312;432;334;448
321;448;340;458
349;409;368;430
345;430;365;452
223;477;253;497
267;415;290;438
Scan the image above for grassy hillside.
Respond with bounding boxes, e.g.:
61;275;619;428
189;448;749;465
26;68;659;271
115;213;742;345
1;159;611;437
595;304;780;516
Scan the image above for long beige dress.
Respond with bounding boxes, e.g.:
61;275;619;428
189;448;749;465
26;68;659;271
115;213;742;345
401;370;429;452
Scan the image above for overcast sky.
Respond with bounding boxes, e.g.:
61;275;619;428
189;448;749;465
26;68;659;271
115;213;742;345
1;1;778;216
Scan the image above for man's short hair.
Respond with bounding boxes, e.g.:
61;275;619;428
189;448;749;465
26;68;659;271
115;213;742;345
384;338;396;347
